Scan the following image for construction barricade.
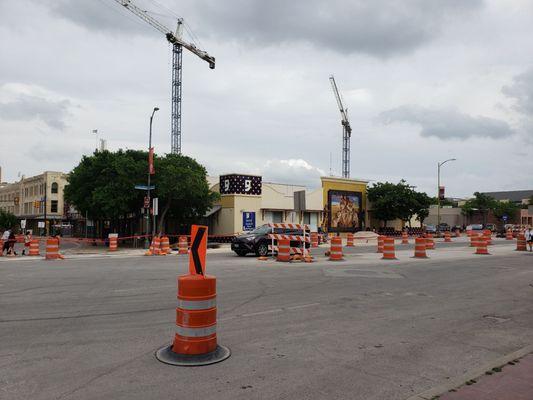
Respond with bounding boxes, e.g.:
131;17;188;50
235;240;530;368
382;237;397;260
506;230;513;240
28;239;40;256
483;230;492;246
45;238;63;260
155;225;230;367
425;234;435;250
160;236;170;255
310;232;319;248
470;234;478;247
178;236;188;254
401;231;409;244
267;223;310;261
108;234;118;252
377;235;385;253
516;234;527;251
329;236;343;261
275;239;291;262
444;231;452;242
413;237;428;258
475;236;490;255
346;233;354;247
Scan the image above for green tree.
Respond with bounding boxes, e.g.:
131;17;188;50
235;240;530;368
460;192;497;225
154;153;219;233
412;192;432;226
0;209;17;230
492;201;519;227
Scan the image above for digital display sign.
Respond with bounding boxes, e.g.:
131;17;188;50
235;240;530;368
219;174;262;195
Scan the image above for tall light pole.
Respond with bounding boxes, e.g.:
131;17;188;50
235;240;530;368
145;107;159;249
437;158;456;230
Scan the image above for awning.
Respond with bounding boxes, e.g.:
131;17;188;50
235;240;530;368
204;205;221;217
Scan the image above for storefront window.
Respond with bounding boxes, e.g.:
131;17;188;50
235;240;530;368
51;200;58;213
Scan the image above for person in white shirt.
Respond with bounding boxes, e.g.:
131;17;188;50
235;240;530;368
526;227;533;252
2;229;11;255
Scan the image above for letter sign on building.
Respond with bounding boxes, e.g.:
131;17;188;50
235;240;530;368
219;174;262;195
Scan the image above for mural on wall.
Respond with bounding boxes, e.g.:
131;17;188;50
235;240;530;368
327;190;362;232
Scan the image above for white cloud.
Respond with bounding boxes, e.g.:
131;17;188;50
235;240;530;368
262;159;325;188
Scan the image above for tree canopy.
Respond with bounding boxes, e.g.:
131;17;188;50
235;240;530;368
0;209;17;230
460;192;497;225
64;150;217;234
367;180;431;227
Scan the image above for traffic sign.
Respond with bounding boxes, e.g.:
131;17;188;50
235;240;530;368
502;214;508;222
135;185;155;190
189;225;207;275
153;198;158;216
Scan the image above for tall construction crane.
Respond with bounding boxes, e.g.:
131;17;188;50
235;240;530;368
329;75;352;178
113;0;215;154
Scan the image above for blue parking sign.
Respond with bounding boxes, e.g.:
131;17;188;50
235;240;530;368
243;212;256;231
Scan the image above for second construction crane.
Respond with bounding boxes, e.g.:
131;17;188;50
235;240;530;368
329;75;352;179
113;0;215;154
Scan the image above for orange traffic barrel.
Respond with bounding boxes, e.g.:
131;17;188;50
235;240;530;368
425;234;435;250
178;236;188;254
377;235;385;253
153;237;161;256
45;238;61;260
310;232;319;248
516;234;527;251
28;239;40;256
469;234;478;247
160;236;170;255
475;236;490;255
506;230;513;240
466;230;472;237
401;231;409;244
108;235;118;252
155;274;230;366
444;231;451;242
413;237;428;258
483;230;492;245
382;237;397;260
329;236;343;261
346;233;354;247
277;239;291;262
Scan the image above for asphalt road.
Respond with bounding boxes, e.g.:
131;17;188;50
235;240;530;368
1;242;532;400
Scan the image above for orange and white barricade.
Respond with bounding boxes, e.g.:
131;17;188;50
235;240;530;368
108;234;118;252
160;236;170;255
425;234;435;250
444;231;452;242
310;232;319;248
413;237;428;258
28;239;40;256
329;236;343;261
153;237;161;256
346;233;354;247
45;238;63;260
475;236;490;255
401;231;409;244
275;239;291;262
516;234;527;251
470;234;478;247
377;235;385;253
267;223;310;260
382;237;397;260
178;236;188;254
483;230;492;246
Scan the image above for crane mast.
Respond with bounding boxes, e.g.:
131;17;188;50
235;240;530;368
329;75;352;179
113;0;215;154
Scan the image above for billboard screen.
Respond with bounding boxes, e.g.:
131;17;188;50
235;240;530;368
327;190;362;232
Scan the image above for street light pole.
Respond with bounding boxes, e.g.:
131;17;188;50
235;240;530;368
145;107;159;249
437;158;456;230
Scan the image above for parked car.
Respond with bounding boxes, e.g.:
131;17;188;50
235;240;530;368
231;224;310;257
424;225;437;233
485;223;496;232
437;223;450;232
466;224;484;232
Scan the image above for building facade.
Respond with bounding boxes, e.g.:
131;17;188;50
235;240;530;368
0;171;69;233
206;174;369;235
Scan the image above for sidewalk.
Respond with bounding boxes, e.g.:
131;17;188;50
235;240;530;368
439;353;533;399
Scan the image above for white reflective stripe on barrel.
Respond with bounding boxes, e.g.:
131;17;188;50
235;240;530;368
330;251;343;255
177;298;216;310
176;324;216;338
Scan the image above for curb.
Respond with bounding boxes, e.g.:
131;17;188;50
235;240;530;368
405;344;533;400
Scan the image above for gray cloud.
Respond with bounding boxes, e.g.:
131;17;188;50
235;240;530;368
379;105;514;140
0;94;72;130
43;0;483;58
502;68;533;115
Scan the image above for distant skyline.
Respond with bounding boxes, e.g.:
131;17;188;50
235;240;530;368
1;0;532;197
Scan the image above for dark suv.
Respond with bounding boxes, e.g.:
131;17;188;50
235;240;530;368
231;224;310;257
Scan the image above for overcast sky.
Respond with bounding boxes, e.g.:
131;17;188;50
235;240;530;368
0;0;532;197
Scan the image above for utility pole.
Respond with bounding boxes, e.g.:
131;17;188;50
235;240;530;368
145;107;159;249
437;158;456;230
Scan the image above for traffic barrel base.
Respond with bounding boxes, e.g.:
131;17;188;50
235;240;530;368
155;343;231;367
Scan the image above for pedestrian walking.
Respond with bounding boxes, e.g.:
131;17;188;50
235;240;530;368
2;228;11;256
7;230;17;256
526;227;533;252
22;231;32;256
